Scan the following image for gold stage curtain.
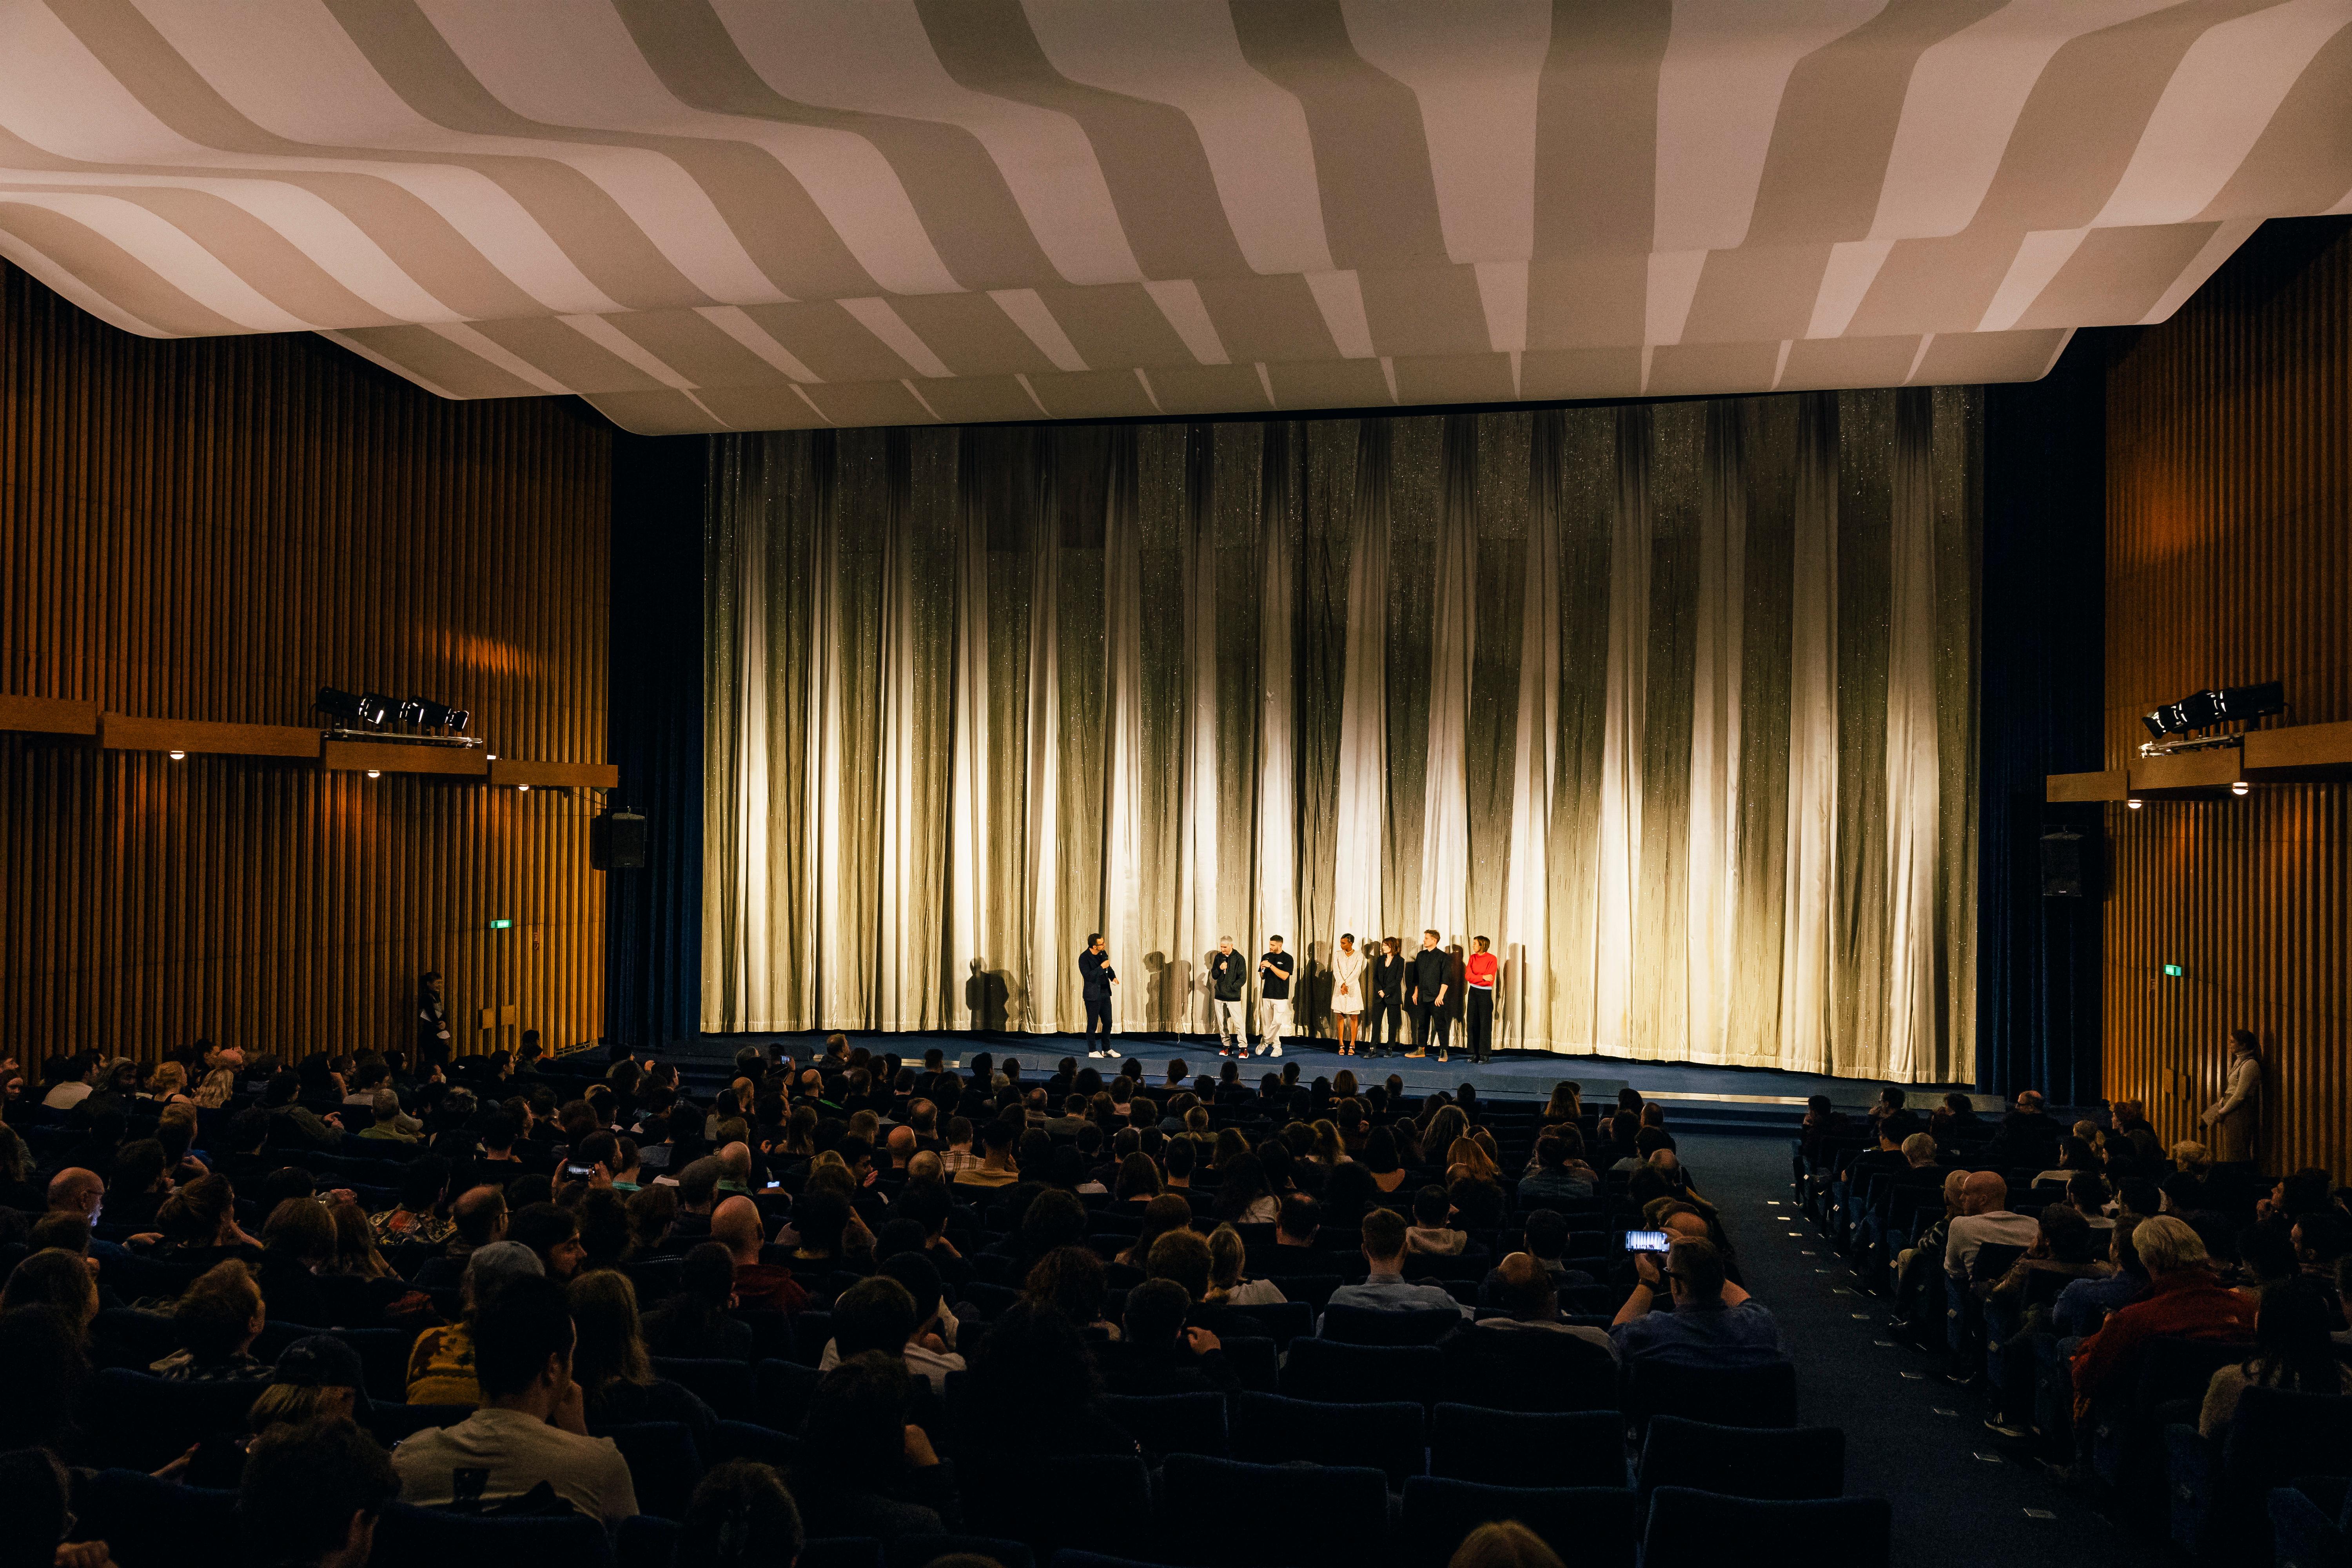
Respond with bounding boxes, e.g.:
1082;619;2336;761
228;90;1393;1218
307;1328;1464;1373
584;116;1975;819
702;391;1979;1081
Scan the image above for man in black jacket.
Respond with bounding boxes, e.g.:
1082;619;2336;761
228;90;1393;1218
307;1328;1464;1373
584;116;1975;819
1079;935;1118;1058
1368;938;1406;1058
1206;937;1249;1057
1407;930;1452;1061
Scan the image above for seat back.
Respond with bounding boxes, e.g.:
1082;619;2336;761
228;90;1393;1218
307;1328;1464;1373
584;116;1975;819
1279;1338;1445;1406
2226;1386;2352;1495
653;1356;760;1420
1401;1478;1637;1568
1640;1488;1891;1568
1158;1455;1388;1567
886;1536;1035;1568
1101;1392;1230;1459
594;1421;704;1519
962;1454;1151;1557
86;1370;267;1472
1622;1359;1798;1428
614;1516;678;1568
76;1470;238;1568
1430;1405;1626;1489
1320;1302;1463;1346
1218;1334;1279;1393
373;1503;613;1568
797;1541;882;1568
1635;1416;1844;1500
710;1419;802;1467
756;1357;821;1432
1229;1392;1424;1487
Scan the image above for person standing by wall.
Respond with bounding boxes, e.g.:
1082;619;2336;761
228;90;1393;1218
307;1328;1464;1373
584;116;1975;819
1255;937;1293;1058
2202;1029;2263;1183
417;971;452;1071
1080;936;1119;1059
1330;935;1365;1057
1463;936;1499;1063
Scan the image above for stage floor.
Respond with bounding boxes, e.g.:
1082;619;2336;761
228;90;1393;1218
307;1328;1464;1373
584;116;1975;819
666;1030;1996;1121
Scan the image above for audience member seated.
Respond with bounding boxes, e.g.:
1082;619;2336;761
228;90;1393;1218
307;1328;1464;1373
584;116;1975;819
1612;1238;1786;1368
567;1269;719;1455
412;1186;509;1292
713;1196;806;1316
1406;1185;1468;1255
406;1239;544;1405
2070;1216;2255;1409
964;1299;1136;1463
508;1203;586;1283
1980;1090;2063;1173
2052;1214;2149;1339
1098;1278;1239;1396
642;1244;755;1361
788;1351;960;1539
1327;1209;1472;1317
1942;1172;2039;1286
156;1259;269;1380
1204;1222;1287;1307
1517;1132;1597;1204
2197;1276;2352;1436
391;1273;639;1524
1446;1251;1614;1383
677;1461;805;1568
240;1416;401;1568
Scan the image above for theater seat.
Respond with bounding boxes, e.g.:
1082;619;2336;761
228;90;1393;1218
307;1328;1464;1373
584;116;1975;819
1430;1405;1625;1490
594;1421;704;1520
1635;1416;1845;1500
757;1357;822;1431
1640;1488;1891;1568
888;1536;1036;1568
1102;1392;1230;1459
799;1540;883;1568
1158;1455;1387;1568
1400;1479;1637;1568
1229;1392;1424;1488
614;1516;677;1568
85;1370;267;1472
963;1454;1151;1557
1279;1338;1445;1406
710;1419;802;1467
653;1356;760;1420
1319;1302;1463;1346
2167;1386;2352;1557
1622;1359;1798;1428
74;1469;238;1568
374;1503;613;1568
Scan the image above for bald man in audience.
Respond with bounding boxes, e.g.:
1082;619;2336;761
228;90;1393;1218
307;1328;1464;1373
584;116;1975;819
1442;1251;1617;1389
715;1194;807;1315
885;1125;918;1172
1944;1171;2040;1286
412;1185;509;1292
47;1167;105;1222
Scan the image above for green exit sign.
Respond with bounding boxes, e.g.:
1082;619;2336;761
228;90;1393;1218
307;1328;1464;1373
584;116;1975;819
488;918;513;930
2161;963;2184;978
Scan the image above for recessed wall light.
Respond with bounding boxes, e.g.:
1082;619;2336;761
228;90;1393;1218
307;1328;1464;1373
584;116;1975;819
2126;797;2143;810
167;750;186;761
365;769;382;779
2230;780;2249;796
517;784;532;792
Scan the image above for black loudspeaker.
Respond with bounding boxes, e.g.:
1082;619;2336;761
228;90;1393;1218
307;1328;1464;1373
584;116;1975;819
2039;829;2089;898
592;811;647;871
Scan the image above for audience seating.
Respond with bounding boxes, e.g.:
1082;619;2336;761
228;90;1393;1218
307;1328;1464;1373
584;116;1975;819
710;1418;802;1467
85;1370;266;1472
963;1455;1152;1558
73;1469;238;1568
1635;1416;1844;1500
1279;1338;1446;1407
1101;1392;1230;1459
374;1502;614;1568
2167;1385;2352;1558
888;1537;1035;1568
594;1421;703;1519
1430;1404;1625;1489
1158;1455;1389;1568
655;1355;764;1421
613;1515;677;1568
798;1541;884;1568
2271;1478;2352;1568
1622;1359;1798;1429
757;1356;822;1430
1319;1302;1463;1346
1400;1478;1638;1568
1228;1391;1425;1487
1640;1488;1893;1568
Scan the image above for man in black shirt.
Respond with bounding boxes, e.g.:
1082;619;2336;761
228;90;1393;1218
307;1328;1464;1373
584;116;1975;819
1206;938;1249;1057
1367;937;1406;1058
1255;937;1294;1058
1079;935;1118;1058
1407;929;1451;1061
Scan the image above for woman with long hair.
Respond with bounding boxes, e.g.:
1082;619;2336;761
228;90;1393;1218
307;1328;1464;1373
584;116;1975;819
1118;1194;1196;1271
1213;1153;1278;1225
193;1066;238;1110
1541;1082;1582;1128
1203;1222;1286;1307
1360;1126;1410;1194
1421;1103;1470;1160
323;1197;394;1280
1330;933;1365;1056
1308;1120;1348;1169
963;1299;1132;1463
155;1172;263;1260
568;1269;719;1454
1114;1152;1163;1205
2200;1278;2352;1436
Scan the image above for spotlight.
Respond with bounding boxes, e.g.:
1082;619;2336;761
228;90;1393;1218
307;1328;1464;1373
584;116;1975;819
408;699;469;733
315;687;363;723
2142;680;2286;739
486;753;498;762
167;750;186;761
365;769;382;780
393;698;426;726
2127;797;2143;810
2230;780;2250;796
517;784;532;793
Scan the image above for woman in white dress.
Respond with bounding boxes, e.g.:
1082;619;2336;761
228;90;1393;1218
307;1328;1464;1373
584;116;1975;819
1330;932;1365;1056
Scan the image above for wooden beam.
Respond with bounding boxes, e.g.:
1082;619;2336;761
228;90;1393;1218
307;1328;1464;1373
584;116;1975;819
2243;720;2352;782
0;694;100;735
489;758;619;789
101;712;320;758
2046;769;2128;803
320;740;490;777
2129;746;2241;797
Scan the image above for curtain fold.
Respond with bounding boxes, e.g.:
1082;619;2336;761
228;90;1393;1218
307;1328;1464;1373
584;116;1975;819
702;394;1980;1082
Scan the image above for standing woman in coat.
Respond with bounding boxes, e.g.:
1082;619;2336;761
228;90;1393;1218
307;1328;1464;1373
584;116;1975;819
2203;1029;2263;1173
1330;934;1366;1056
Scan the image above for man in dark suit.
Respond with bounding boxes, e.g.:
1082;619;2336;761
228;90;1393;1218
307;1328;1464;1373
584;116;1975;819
1367;938;1406;1058
1079;934;1118;1058
1407;929;1452;1060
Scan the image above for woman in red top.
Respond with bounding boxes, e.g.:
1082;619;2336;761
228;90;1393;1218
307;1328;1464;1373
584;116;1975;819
1463;937;1500;1063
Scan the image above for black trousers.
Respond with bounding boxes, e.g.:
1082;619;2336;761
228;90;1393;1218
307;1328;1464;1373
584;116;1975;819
1083;997;1113;1044
1367;1001;1402;1053
1411;1001;1449;1054
1466;988;1494;1062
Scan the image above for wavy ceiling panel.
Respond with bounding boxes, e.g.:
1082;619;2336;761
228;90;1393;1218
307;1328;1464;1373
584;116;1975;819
0;0;2345;432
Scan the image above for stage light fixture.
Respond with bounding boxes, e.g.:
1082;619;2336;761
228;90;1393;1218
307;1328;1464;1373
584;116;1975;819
167;750;186;761
315;686;363;723
393;698;426;726
2141;680;2286;740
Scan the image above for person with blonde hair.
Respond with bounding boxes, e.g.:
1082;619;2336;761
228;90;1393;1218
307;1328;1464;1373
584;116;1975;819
193;1066;238;1109
567;1268;719;1455
2171;1140;2213;1178
144;1061;193;1105
1449;1521;1564;1568
2071;1212;2254;1405
1203;1222;1287;1307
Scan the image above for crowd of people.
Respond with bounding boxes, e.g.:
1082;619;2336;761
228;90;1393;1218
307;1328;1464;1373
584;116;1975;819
1797;1073;2350;1519
0;1034;1805;1568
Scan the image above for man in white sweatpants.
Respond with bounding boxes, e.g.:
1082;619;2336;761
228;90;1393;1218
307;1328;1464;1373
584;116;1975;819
1256;936;1294;1057
1205;938;1250;1057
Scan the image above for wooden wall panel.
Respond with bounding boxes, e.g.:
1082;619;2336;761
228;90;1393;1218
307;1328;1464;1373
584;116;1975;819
2103;218;2352;1173
0;261;612;1064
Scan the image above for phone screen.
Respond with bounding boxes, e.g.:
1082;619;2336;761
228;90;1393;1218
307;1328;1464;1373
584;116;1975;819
564;1164;595;1180
1623;1229;1671;1253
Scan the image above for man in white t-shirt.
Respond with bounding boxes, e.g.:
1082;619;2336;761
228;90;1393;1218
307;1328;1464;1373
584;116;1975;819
391;1274;637;1526
1943;1171;2041;1285
42;1053;100;1111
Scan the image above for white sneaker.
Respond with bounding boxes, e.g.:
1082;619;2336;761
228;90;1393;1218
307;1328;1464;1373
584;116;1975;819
1272;1043;1283;1057
1088;1049;1109;1059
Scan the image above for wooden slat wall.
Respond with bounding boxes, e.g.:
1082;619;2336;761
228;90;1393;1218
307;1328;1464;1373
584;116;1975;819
0;261;612;1064
2103;218;2352;1173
